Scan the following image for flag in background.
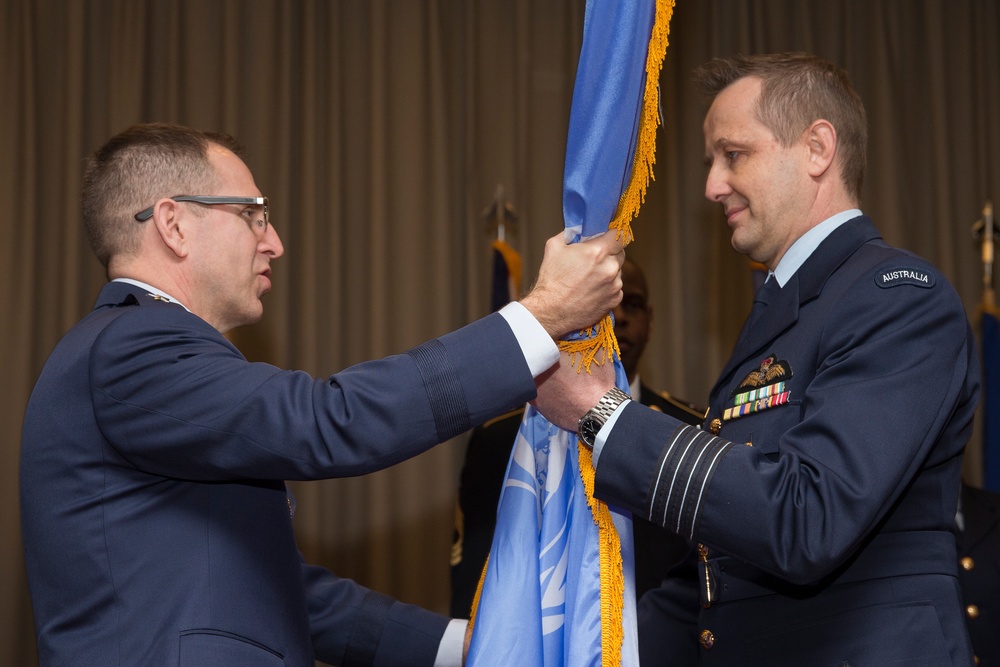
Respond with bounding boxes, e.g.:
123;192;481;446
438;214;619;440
467;1;675;664
983;310;1000;492
490;239;522;312
749;260;769;293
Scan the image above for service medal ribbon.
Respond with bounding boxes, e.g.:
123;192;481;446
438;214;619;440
724;353;794;421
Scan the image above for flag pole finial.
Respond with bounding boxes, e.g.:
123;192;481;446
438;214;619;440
481;184;519;243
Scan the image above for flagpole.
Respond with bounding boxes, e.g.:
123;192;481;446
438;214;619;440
982;201;995;311
481;184;518;243
971;201;999;314
975;200;1000;492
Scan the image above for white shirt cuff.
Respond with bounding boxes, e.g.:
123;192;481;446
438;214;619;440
592;400;630;467
498;301;559;377
433;618;468;667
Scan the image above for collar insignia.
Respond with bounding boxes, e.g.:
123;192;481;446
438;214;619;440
724;354;793;421
146;293;172;303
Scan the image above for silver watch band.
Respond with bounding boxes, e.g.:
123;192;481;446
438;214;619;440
578;386;630;447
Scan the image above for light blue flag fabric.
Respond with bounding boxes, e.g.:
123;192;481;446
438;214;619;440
467;1;657;664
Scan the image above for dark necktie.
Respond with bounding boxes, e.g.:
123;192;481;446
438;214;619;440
747;276;780;330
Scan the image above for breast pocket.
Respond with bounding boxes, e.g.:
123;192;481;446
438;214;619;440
179;629;284;666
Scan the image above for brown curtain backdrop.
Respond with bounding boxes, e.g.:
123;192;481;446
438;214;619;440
3;1;999;663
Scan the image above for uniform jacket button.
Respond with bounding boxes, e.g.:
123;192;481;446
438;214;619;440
709;418;722;435
699;629;715;650
966;604;980;619
960;556;975;571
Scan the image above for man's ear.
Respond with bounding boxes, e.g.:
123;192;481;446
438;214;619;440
805;119;837;178
150;199;189;258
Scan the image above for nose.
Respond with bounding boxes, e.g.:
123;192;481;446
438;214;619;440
704;163;731;203
261;223;285;258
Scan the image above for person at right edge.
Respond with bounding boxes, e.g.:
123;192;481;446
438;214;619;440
534;52;980;665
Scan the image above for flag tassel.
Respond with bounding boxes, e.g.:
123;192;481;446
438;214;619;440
558;2;676;664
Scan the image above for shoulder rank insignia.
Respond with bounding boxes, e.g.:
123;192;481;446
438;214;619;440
724;354;793;421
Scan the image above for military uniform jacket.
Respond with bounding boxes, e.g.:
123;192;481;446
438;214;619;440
21;281;537;667
594;216;980;665
958;483;1000;666
449;385;704;617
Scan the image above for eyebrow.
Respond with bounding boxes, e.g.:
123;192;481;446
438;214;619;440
711;137;742;150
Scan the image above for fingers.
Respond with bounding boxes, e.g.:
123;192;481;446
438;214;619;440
588;228;627;261
520;230;627;339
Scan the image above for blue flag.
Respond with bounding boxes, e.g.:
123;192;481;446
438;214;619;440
983;311;1000;492
490;239;522;312
467;1;674;664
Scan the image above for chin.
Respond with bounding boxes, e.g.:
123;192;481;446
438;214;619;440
238;304;265;327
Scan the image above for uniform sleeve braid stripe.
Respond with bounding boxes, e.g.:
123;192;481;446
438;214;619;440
648;424;733;540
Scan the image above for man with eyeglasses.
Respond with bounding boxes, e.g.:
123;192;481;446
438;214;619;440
20;122;624;667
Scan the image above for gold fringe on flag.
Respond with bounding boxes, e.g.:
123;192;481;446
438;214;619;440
563;1;675;664
468;4;676;663
558;0;674;373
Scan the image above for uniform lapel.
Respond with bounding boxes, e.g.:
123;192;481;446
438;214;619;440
709;216;881;400
713;276;800;395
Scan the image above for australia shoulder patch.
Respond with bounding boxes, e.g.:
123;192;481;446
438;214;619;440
875;267;936;289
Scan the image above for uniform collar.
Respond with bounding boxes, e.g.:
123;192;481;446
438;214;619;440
110;278;190;311
773;209;862;287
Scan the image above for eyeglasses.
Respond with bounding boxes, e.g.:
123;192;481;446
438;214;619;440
134;195;269;235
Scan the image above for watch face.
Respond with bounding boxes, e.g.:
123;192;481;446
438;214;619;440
580;418;600;447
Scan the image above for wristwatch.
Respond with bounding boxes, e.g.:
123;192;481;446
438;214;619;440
577;387;631;449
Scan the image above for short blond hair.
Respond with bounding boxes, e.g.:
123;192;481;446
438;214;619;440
81;123;242;267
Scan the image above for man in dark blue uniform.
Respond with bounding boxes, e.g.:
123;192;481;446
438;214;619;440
957;482;1000;666
536;53;980;665
19;123;625;667
449;258;705;618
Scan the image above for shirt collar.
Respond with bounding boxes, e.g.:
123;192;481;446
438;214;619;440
772;209;862;287
112;278;191;311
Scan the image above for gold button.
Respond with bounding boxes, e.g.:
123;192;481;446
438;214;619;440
699;629;715;650
961;556;975;571
967;604;980;619
746;441;753;447
710;418;722;435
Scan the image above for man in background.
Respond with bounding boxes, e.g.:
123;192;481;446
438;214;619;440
957;481;1000;665
449;257;704;617
20;122;624;667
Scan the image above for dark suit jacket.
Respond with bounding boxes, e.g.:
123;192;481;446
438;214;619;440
594;217;980;665
449;382;705;618
20;281;537;667
958;483;1000;666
